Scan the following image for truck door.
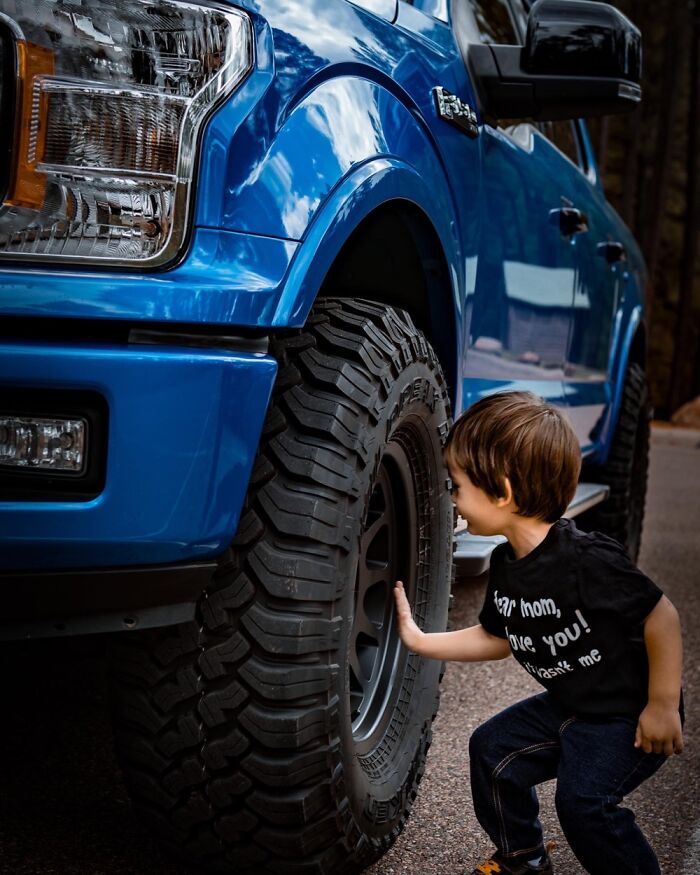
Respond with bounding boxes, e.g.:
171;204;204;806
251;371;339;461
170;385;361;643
455;0;575;409
555;119;624;454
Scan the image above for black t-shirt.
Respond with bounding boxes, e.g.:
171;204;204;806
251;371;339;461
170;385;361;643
478;518;680;719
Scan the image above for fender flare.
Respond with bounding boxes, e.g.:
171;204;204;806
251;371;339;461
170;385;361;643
271;156;462;331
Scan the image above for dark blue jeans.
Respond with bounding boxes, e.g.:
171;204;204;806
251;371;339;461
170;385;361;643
468;690;685;874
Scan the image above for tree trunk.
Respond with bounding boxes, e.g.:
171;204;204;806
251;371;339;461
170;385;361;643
642;5;687;325
669;0;700;415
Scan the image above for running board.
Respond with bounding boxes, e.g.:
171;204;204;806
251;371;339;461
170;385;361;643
452;482;610;576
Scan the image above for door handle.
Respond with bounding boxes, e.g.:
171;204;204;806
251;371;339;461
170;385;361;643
596;241;627;264
549;207;589;237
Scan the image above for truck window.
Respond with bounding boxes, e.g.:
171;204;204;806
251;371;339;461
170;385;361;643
466;0;519;44
402;0;449;23
538;120;583;169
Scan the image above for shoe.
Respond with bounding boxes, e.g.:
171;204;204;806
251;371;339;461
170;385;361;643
470;839;557;875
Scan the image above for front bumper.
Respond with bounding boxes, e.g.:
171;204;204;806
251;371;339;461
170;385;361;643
0;339;277;570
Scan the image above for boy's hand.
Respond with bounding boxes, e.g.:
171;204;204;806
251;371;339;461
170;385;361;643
634;702;684;755
393;580;424;653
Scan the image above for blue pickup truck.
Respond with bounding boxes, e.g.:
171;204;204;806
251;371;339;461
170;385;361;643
0;0;647;871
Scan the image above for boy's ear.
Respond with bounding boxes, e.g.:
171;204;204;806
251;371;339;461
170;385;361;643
495;476;515;508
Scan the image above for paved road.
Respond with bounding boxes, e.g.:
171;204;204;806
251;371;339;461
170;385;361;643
0;425;698;874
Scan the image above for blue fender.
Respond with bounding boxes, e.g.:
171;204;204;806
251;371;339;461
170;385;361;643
271;156;460;328
201;69;464;345
212;72;461;244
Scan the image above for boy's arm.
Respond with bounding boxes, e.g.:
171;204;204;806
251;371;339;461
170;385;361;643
636;594;684;755
393;580;512;662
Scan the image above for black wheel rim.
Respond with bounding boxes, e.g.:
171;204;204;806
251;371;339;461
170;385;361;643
350;440;417;743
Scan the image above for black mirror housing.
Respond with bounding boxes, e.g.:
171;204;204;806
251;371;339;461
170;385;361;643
468;0;642;122
524;0;641;80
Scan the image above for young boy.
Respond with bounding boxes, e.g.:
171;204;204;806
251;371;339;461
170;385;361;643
393;390;684;875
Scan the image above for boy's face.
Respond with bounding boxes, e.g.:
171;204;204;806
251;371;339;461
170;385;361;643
446;462;513;536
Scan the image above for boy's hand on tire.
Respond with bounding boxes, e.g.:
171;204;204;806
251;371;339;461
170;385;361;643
393;580;424;653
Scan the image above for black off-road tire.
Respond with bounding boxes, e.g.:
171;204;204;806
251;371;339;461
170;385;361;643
575;362;652;562
109;297;455;874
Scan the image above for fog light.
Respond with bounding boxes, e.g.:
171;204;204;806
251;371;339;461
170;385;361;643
0;416;86;473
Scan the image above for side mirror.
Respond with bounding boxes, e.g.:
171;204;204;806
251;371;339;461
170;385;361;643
468;0;642;122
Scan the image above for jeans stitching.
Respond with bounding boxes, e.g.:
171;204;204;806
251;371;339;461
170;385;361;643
491;741;559;854
502;842;547;859
493;741;560;778
558;716;577;734
611;759;646;798
610;750;665;799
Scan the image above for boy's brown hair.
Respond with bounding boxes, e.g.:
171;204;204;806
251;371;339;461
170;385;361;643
442;390;581;523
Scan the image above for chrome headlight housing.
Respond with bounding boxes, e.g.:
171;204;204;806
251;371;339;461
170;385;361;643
0;1;252;267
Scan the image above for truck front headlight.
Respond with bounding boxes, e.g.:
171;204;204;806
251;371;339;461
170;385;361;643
0;0;252;267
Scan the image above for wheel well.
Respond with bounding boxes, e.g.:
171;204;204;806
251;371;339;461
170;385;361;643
318;202;458;412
